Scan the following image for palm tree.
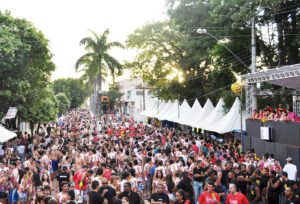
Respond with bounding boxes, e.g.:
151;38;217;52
75;29;124;113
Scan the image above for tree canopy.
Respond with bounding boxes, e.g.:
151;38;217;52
126;0;300;108
51;78;87;110
0;11;57;127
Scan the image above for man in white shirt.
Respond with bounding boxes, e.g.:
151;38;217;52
283;157;297;181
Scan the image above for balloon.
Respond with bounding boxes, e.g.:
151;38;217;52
231;82;241;94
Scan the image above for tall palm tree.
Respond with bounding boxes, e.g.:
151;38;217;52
75;29;124;113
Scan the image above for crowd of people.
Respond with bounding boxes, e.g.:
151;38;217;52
0;109;299;204
249;104;299;122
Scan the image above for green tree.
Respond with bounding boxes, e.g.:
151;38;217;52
75;29;124;114
102;83;123;111
51;78;87;109
0;11;55;124
55;92;71;115
20;88;58;136
165;0;300;107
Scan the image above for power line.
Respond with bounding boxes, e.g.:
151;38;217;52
186;84;232;102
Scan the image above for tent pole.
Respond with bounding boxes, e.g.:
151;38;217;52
240;83;243;151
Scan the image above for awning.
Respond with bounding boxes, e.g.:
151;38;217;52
5;107;18;119
0;125;17;143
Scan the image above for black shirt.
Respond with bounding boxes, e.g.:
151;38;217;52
283;196;300;204
177;178;194;199
237;172;250;188
221;170;229;186
118;191;140;204
151;192;169;204
89;191;104;204
99;186;116;204
56;172;70;189
193;167;205;183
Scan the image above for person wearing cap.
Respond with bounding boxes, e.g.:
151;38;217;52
283;157;297;181
56;166;71;192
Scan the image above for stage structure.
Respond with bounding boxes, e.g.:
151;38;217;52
242;63;300;167
243;63;300;116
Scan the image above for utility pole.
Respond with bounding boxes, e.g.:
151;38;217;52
250;17;257;112
142;82;146;111
177;93;180;119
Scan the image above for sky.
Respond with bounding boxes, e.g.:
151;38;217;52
0;0;167;81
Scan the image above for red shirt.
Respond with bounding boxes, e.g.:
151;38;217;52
192;145;199;155
103;168;112;180
106;128;112;136
199;191;220;204
226;192;249;204
73;170;89;190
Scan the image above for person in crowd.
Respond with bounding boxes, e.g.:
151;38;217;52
226;183;249;204
98;178;116;204
150;182;169;204
0;109;299;204
118;182;140;204
88;180;105;204
56;181;70;204
283;157;298;181
192;160;205;204
56;166;71;192
174;190;189;204
198;181;220;204
283;186;300;204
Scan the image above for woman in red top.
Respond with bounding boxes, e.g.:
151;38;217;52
198;182;220;204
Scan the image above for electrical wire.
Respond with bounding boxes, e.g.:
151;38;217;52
185;84;232;102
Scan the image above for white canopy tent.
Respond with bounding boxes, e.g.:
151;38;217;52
176;99;202;125
195;98;225;129
158;101;179;121
154;101;173;119
167;100;191;123
140;98;157;116
205;97;247;133
0;125;17;143
187;99;214;127
147;101;167;118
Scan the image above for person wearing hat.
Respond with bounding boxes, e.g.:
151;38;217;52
56;166;71;192
283;157;297;181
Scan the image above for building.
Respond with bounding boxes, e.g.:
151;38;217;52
119;78;154;121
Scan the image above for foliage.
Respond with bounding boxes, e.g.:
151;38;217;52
102;83;123;110
51;78;87;109
0;11;56;125
126;0;300;108
55;92;71;114
76;29;124;114
75;29;124;90
20;88;58;135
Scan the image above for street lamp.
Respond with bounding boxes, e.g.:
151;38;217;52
197;28;247;149
196;28;248;69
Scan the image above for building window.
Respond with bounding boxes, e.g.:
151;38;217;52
136;90;143;96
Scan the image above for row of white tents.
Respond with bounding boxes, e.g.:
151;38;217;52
140;97;247;134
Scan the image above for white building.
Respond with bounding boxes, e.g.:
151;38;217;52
119;78;154;121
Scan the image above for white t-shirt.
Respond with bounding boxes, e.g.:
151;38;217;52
283;163;297;181
0;145;4;156
17;145;25;154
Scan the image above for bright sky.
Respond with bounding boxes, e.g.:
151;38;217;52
0;0;167;81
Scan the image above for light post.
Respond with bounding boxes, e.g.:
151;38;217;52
197;28;247;149
196;29;248;69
